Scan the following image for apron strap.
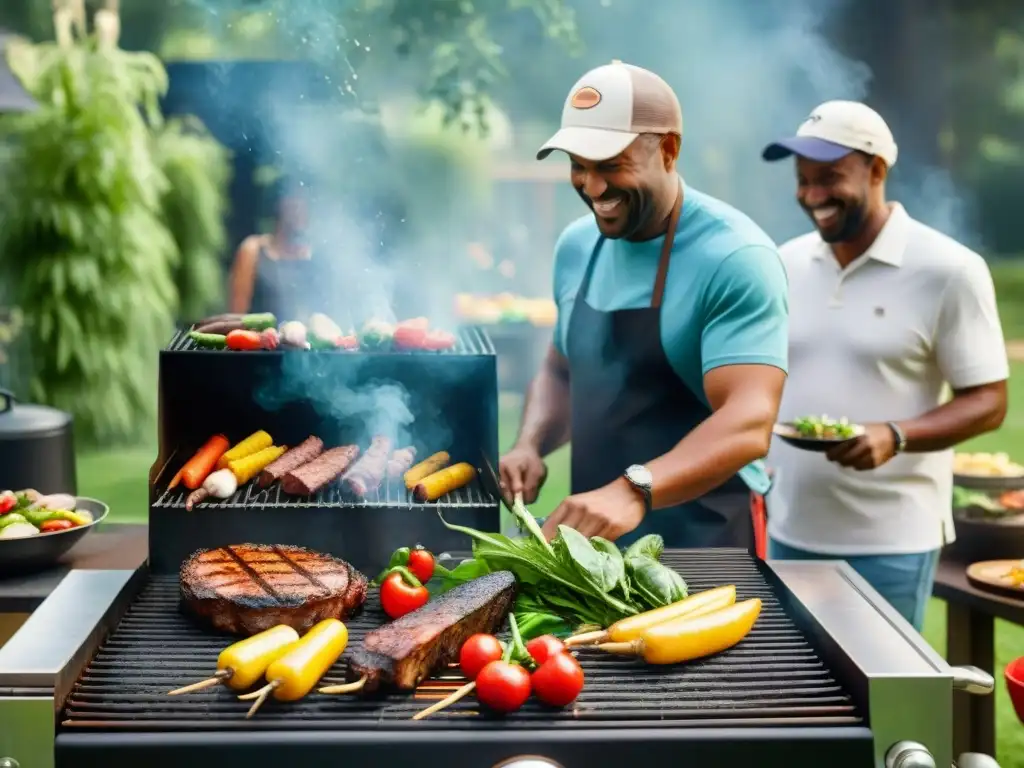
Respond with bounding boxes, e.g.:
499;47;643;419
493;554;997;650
651;181;684;310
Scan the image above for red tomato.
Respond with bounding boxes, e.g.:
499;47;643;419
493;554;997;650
40;519;75;533
336;335;359;350
0;491;16;515
475;661;531;713
525;635;566;666
422;330;456;351
531;651;585;708
393;325;427;350
379;572;429;619
459;634;504;680
407;548;435;583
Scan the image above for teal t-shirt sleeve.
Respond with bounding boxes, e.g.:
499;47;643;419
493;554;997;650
551;225;579;357
699;244;789;375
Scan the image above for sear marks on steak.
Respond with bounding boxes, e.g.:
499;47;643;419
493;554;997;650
348;570;515;692
180;543;368;636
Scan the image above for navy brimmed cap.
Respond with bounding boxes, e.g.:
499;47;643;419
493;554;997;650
762;100;898;167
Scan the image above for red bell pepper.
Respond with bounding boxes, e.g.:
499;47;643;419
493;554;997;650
379;566;429;619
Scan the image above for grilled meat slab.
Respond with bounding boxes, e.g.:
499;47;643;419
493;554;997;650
180;544;368;636
281;445;359;496
348;570;515;691
258;436;324;487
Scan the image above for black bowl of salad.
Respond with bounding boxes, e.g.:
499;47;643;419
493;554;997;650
773;415;865;453
0;490;109;575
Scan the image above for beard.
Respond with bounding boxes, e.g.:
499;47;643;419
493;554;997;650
576;183;659;241
805;197;868;243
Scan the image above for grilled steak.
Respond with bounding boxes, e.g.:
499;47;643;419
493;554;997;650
343;435;392;497
179;544;368;636
281;445;359;496
347;570;515;691
258;435;324;488
386;446;417;479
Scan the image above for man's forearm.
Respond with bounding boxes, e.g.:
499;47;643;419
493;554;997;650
515;356;572;457
897;382;1007;453
643;402;773;509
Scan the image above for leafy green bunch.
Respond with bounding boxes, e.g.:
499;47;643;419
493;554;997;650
433;498;687;640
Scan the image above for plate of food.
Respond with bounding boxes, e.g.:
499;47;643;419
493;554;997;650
966;559;1024;600
772;415;864;453
0;490;109;575
953;452;1024;491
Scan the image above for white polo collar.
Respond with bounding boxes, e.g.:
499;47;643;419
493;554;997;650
810;202;910;268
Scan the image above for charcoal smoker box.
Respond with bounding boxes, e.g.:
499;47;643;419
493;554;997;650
147;326;500;575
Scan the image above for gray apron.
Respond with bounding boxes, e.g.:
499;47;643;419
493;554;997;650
565;186;757;550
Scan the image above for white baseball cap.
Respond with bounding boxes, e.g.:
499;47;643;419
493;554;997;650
537;60;682;162
762;100;898;167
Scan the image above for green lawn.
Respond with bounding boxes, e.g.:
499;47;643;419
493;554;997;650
77;383;1024;764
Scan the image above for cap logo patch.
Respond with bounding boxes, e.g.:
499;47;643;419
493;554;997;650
571;86;601;110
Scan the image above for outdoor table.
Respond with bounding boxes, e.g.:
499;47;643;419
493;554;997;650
933;552;1024;758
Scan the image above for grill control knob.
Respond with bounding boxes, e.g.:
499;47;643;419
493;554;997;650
0;759;20;768
885;741;936;768
493;758;564;768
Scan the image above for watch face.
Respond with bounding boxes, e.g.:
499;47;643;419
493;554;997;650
626;464;653;488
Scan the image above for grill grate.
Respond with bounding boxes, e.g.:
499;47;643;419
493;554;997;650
165;326;495;356
61;550;863;732
152;476;495;510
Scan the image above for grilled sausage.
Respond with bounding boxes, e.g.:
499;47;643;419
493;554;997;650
280;445;360;496
258;436;324;487
343;436;392;497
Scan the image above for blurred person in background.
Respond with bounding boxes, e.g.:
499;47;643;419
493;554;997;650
761;101;1009;630
500;60;789;550
228;176;318;320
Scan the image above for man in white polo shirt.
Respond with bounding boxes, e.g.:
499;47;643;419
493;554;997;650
761;101;1009;630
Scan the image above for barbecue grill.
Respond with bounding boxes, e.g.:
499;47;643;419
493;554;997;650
148;324;500;575
0;547;1002;767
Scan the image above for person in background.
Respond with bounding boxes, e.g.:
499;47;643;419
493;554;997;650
499;60;788;549
761;101;1009;631
228;177;317;320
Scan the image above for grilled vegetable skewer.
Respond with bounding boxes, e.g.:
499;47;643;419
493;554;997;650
167;625;299;695
565;585;736;647
239;619;349;718
596;598;762;665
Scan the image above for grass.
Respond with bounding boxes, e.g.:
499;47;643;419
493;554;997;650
73;373;1024;765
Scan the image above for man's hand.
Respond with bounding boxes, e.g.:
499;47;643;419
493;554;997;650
541;479;645;541
825;423;896;470
499;445;548;505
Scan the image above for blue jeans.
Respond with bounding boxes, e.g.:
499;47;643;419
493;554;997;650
768;538;940;632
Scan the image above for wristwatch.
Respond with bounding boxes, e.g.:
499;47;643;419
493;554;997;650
624;464;653;515
887;421;907;454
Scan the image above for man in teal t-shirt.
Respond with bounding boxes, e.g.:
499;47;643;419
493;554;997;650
499;60;789;549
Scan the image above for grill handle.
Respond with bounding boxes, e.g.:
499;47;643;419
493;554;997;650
950;665;995;695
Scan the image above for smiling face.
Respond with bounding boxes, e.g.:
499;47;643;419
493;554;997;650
569;133;679;240
796;152;886;243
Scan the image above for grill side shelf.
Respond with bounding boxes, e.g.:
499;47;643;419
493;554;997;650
60;550;865;732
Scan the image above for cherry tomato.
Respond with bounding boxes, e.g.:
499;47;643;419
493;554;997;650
336;335;359;350
0;491;16;515
40;519;75;533
475;660;531;713
460;634;504;680
379;571;429;619
525;634;566;666
531;651;585;708
407;548;435;583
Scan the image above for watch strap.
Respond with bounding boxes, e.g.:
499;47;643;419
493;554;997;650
887;421;907;454
624;471;653;515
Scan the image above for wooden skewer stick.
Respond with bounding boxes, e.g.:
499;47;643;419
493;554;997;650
563;630;609;647
318;675;367;695
167;669;232;695
411;680;476;720
237;680;281;719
